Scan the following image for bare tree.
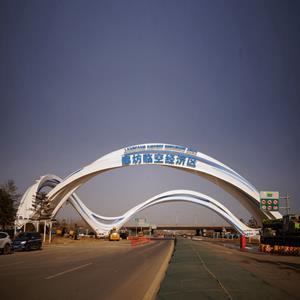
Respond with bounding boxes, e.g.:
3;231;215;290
247;216;258;228
0;180;20;229
31;191;51;220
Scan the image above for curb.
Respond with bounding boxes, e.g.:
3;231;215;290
142;240;175;300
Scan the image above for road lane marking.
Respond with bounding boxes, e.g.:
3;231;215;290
0;261;25;267
45;262;92;280
191;245;233;300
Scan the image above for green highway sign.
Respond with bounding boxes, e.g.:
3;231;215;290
135;218;147;226
260;191;279;211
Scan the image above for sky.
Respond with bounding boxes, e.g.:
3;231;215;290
1;0;299;226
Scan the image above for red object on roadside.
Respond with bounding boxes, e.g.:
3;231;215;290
130;236;150;247
240;234;246;249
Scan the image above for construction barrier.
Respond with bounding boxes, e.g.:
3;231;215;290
260;243;300;256
240;234;246;249
128;236;151;247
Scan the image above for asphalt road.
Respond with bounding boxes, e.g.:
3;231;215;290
0;239;173;300
158;237;300;300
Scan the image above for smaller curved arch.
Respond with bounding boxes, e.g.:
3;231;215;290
16;174;62;227
16;174;102;233
67;190;259;237
17;176;259;236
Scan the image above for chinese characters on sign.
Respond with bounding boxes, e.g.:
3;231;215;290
260;191;279;211
122;152;197;168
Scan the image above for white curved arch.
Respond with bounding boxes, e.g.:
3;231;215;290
15;174;102;233
67;189;259;237
46;143;281;224
17;175;259;236
16;174;62;227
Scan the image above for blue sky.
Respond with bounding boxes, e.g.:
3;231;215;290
1;1;299;225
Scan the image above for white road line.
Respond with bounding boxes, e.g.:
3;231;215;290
0;261;25;267
45;262;92;280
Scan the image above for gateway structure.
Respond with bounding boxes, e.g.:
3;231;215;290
16;143;281;236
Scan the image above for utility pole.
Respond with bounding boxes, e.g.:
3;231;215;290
280;192;291;215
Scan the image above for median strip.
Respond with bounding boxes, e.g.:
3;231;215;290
45;262;92;280
142;240;174;300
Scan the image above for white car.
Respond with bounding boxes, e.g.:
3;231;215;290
0;232;13;255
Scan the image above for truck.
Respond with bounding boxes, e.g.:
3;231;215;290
260;214;300;255
109;228;120;241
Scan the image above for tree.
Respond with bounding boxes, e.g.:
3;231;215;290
0;180;20;229
247;216;258;228
31;191;51;220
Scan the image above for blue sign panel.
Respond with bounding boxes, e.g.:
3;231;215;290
122;152;197;168
122;144;198;168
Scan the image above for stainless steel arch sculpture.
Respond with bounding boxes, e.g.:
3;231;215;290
46;143;281;224
69;189;260;236
16;175;259;236
16;174;103;233
16;174;62;223
16;143;281;236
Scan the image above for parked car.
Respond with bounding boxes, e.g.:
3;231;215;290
0;232;13;255
12;232;42;251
